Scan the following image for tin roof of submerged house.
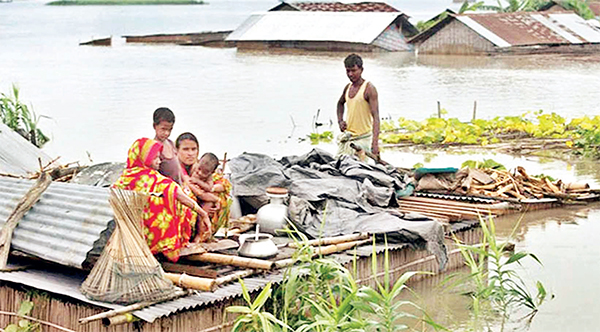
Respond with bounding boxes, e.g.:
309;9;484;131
269;1;400;13
227;11;409;44
0;122;54;176
0;177;113;269
410;11;600;47
0;240;420;323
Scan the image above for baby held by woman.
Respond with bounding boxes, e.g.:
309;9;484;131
188;152;226;213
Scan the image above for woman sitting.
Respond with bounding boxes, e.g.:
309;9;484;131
175;133;232;232
112;138;211;262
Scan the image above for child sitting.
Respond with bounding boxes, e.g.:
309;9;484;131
152;107;183;184
189;153;232;230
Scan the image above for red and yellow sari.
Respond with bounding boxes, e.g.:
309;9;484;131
113;138;196;262
211;171;232;231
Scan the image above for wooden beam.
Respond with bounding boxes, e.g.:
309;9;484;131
0;172;52;270
161;262;219;279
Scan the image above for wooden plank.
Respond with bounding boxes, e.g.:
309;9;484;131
185;253;275;270
399;207;461;221
0;172;52;270
161;262;219;279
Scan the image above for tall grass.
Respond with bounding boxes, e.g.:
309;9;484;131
0;84;49;148
227;232;441;332
453;214;552;331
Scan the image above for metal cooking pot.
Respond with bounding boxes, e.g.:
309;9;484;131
238;233;279;259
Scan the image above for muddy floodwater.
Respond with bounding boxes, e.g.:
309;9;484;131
391;153;600;332
1;0;600;163
2;1;600;331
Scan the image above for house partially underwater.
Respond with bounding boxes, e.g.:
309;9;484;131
226;10;418;52
269;1;401;13
410;11;600;55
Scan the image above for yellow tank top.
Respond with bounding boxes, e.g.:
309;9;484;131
345;80;372;136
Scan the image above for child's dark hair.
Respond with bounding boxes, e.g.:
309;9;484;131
175;132;198;149
200;152;219;172
153;107;175;125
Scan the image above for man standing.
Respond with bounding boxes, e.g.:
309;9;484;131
336;53;380;161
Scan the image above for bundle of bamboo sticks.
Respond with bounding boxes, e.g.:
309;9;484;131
80;189;178;304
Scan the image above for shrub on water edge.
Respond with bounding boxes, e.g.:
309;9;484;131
453;214;552;331
0;84;50;148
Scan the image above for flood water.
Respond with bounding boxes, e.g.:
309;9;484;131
1;0;600;163
2;1;600;331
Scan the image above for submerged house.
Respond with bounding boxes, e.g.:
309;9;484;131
410;11;600;55
269;1;401;13
226;11;417;52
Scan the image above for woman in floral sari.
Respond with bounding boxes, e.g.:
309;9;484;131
113;138;211;262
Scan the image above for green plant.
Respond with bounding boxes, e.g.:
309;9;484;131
0;84;50;148
308;131;334;144
461;158;506;170
480;0;547;12
562;0;596;19
226;280;288;332
454;215;551;330
354;238;441;332
4;301;40;332
278;236;367;331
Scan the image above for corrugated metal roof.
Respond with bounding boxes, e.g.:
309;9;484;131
0;247;376;323
531;13;583;43
0;122;53;176
0;177;113;269
465;12;566;46
457;16;511;47
226;11;402;44
0;264;291;323
549;13;600;42
415;192;498;204
291;1;399;12
461;12;600;46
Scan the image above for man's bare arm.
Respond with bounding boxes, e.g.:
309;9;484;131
365;83;380;157
337;85;349;132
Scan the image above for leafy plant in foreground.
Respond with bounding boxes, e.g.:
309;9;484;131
355;238;441;332
226;280;288;332
455;215;552;331
4;301;40;332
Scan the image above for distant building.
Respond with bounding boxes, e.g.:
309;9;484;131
269;1;400;13
410;11;600;55
226;11;417;52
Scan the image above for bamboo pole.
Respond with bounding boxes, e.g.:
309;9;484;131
102;313;139;327
185;252;275;270
0;172;52;270
79;289;190;324
215;269;258;286
275;239;370;269
164;273;217;292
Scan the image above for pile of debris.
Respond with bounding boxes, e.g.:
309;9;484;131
415;166;596;201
